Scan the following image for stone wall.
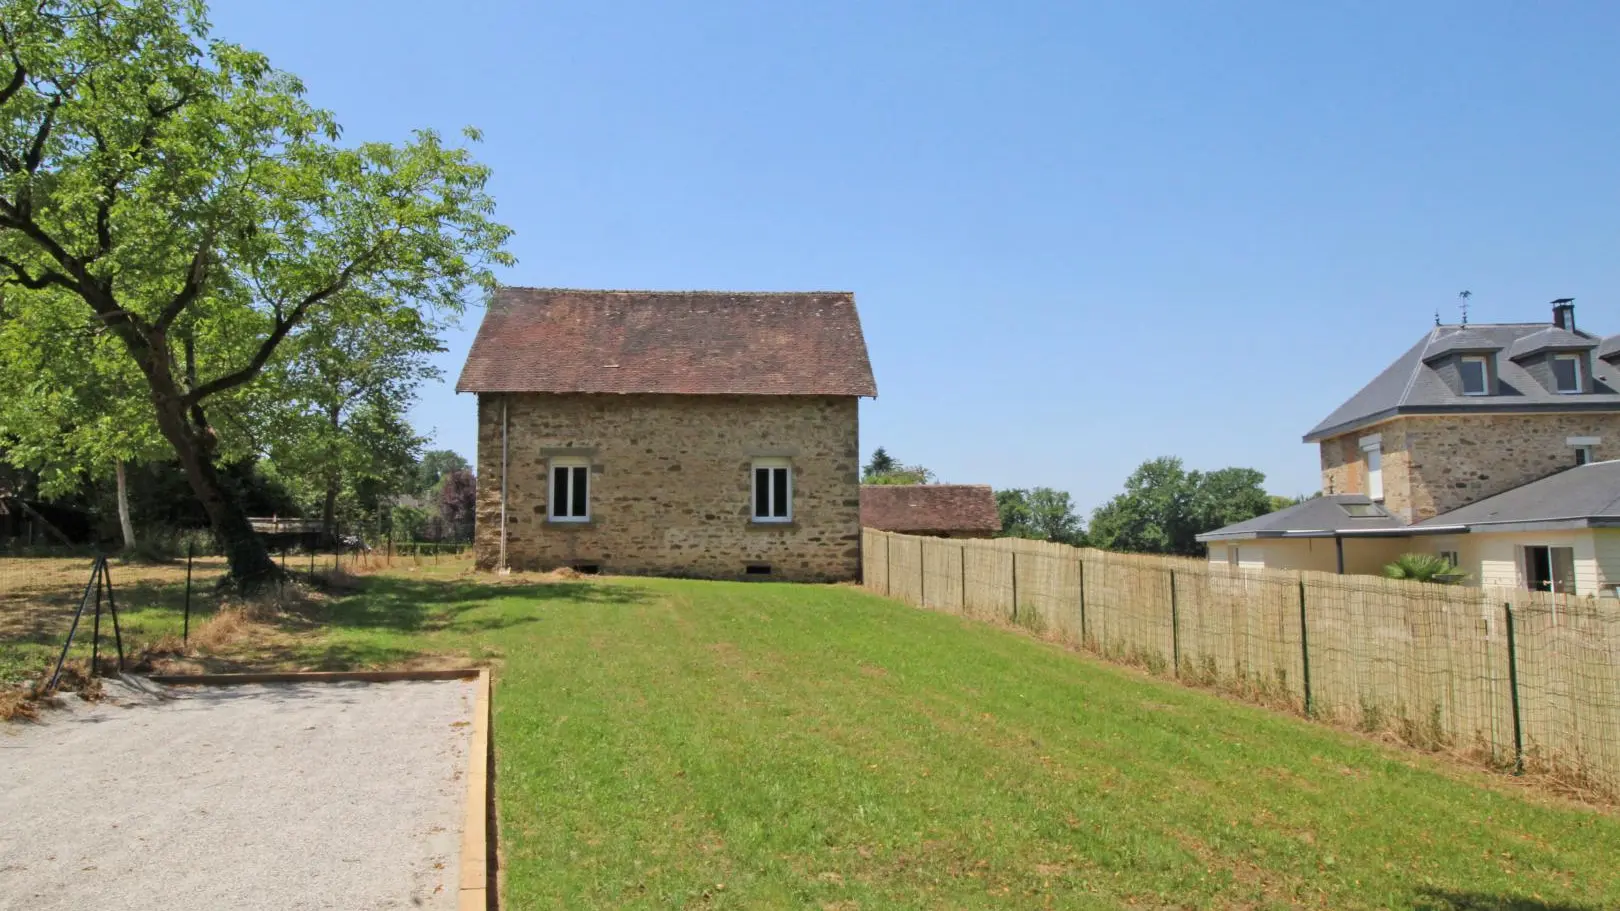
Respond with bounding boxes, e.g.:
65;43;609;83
1319;412;1620;522
473;393;862;581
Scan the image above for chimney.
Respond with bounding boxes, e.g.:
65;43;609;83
1552;298;1576;331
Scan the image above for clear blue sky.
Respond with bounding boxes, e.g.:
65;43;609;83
212;1;1620;515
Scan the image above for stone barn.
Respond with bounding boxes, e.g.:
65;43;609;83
455;288;877;580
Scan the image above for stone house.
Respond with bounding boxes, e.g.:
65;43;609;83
859;484;1002;538
1199;302;1620;596
455;288;877;580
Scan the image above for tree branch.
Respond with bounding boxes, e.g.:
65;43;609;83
154;233;211;330
0;253;76;291
183;248;383;405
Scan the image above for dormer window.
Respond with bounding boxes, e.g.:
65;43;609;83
1459;356;1489;396
1552;354;1582;394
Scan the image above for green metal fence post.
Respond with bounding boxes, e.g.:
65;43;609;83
1077;555;1087;648
1010;551;1019;623
1298;577;1313;718
1505;602;1525;775
1169;569;1180;677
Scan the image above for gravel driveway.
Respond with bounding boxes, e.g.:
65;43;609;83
0;677;476;911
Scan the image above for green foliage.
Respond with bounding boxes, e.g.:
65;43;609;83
995;487;1085;545
862;447;897;477
390;504;431;542
1088;457;1272;555
415;449;470;495
1383;553;1468;585
0;0;512;580
861;447;933;484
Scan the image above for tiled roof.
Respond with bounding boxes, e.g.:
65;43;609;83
1304;322;1620;441
456;288;877;396
860;484;1002;534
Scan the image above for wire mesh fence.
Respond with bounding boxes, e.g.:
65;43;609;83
0;531;425;693
864;529;1620;799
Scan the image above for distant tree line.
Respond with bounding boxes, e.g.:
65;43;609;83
861;447;1301;556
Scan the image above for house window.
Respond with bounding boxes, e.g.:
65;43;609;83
1439;550;1460;568
1568;436;1600;466
1459;356;1489;396
1523;545;1576;595
1552;355;1582;394
549;457;590;522
751;458;792;522
1575;446;1595;466
1227;545;1239;568
1360;435;1383;502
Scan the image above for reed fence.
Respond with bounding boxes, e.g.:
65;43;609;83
862;529;1620;798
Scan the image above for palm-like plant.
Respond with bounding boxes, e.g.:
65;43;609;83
1383;553;1468;585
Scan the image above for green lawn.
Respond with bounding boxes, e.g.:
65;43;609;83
11;559;1619;908
244;564;1615;910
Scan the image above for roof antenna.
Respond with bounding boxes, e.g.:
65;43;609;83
1458;290;1471;326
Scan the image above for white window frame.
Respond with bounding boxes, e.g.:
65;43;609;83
1569;436;1600;466
1360;434;1384;502
1459;356;1490;396
750;457;793;523
548;456;591;522
1552;354;1582;394
1227;545;1239;568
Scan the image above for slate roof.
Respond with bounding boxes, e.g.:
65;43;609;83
1304;323;1620;441
456;288;877;396
1194;495;1408;542
1597;335;1620;362
1507;326;1597;360
1412;461;1620;530
860;485;1002;534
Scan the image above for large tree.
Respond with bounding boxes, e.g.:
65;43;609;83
0;1;511;584
995;487;1085;546
1088;457;1272;556
861;446;934;485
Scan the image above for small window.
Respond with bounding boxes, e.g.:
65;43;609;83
745;564;773;575
1340;502;1388;518
1552;355;1582;394
1227;546;1239;567
751;458;792;522
1365;445;1383;502
549;457;590;522
1439;550;1460;568
1575;445;1594;466
1459;356;1489;396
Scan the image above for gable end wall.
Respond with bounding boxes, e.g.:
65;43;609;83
473;393;862;581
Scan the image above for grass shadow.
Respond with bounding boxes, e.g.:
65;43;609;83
1414;890;1605;911
309;575;653;635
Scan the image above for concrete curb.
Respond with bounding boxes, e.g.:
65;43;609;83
149;668;497;910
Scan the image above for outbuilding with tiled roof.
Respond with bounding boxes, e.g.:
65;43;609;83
458;287;877;581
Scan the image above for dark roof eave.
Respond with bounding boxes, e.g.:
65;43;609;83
1304;400;1620;442
1196;525;1463;542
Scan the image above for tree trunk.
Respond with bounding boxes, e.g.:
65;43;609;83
147;391;279;589
114;459;136;553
